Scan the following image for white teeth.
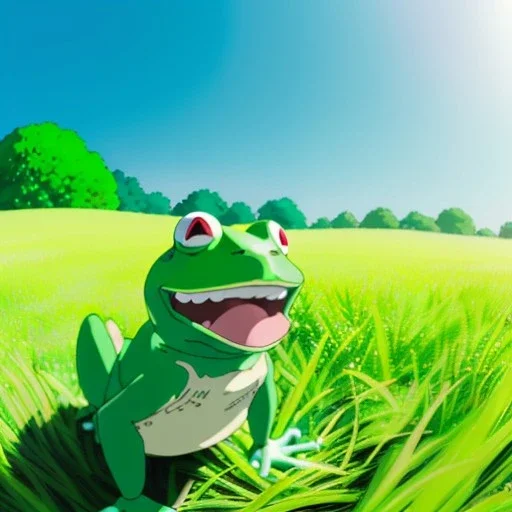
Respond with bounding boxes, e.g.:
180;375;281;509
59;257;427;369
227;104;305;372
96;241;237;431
255;288;271;299
232;287;254;299
175;292;192;303
267;289;288;300
191;292;209;304
172;285;289;303
208;290;225;302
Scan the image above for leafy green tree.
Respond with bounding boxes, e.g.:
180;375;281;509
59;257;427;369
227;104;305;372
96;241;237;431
257;197;307;229
331;211;359;228
113;170;171;214
499;222;512;239
220;201;255;225
0;122;119;210
112;170;147;212
172;189;229;219
400;211;440;232
310;217;332;229
145;191;171;215
476;228;496;237
436;208;476;235
360;207;399;229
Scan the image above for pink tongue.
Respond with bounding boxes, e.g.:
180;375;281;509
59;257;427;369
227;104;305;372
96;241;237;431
208;304;290;347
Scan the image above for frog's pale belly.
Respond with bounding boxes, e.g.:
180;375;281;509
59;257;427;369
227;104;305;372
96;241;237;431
135;355;268;456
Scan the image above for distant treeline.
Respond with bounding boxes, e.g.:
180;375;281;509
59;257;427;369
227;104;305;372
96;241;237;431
0;122;510;238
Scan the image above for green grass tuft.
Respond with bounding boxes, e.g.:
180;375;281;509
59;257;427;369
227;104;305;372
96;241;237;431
0;209;511;511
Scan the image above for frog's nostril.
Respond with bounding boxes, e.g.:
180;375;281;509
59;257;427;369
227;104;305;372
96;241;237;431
231;250;246;256
270;250;280;256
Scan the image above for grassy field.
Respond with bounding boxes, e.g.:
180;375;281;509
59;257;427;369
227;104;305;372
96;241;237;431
0;208;511;512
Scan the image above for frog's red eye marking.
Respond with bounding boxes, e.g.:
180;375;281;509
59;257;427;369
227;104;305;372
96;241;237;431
279;228;288;247
174;211;222;249
185;217;213;240
268;220;289;255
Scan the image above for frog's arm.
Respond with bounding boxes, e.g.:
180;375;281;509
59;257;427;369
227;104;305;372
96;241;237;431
246;353;322;478
97;371;179;501
247;352;278;450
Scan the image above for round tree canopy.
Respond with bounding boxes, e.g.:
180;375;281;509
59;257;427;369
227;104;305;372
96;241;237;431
331;211;359;228
257;197;307;229
360;207;399;229
0;122;119;210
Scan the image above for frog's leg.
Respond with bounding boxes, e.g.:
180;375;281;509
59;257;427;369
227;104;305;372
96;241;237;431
76;314;125;409
97;373;179;512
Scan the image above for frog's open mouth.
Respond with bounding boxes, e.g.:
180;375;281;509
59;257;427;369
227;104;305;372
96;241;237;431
164;285;293;348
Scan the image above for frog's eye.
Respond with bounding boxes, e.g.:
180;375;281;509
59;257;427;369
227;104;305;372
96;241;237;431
268;221;289;255
174;211;222;249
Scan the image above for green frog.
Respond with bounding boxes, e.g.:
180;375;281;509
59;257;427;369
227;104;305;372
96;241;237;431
76;212;321;512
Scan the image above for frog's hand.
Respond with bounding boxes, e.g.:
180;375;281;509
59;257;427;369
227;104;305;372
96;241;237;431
249;428;323;478
76;314;125;408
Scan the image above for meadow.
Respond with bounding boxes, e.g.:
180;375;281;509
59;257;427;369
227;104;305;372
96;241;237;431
0;208;511;512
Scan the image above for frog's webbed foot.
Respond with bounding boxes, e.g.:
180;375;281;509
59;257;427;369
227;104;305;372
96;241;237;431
249;427;323;478
100;495;176;512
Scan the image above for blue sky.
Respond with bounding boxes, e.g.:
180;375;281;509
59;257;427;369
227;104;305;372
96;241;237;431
2;1;511;231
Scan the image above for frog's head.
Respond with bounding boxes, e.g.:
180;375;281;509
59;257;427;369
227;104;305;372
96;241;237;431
144;212;304;358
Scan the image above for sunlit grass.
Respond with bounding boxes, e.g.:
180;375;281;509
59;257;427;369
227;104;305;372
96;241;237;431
0;208;511;511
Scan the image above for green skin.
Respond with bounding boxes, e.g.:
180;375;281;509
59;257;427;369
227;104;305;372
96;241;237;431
76;217;319;512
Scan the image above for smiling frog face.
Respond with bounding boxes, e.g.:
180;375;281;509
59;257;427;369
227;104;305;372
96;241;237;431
144;212;304;357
